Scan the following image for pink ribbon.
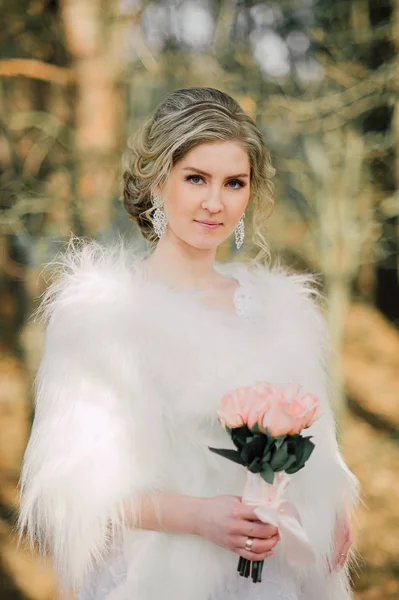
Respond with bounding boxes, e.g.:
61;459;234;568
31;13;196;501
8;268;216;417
242;471;316;566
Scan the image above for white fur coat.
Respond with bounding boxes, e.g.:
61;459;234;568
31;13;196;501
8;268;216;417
18;237;360;600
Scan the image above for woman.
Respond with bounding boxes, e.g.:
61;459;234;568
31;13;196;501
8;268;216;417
18;87;359;600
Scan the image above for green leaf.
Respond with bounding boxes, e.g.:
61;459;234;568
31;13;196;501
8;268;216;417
279;454;297;472
231;435;245;452
208;447;246;465
231;426;253;451
302;438;315;461
250;422;262;434
286;437;298;457
296;438;315;466
248;457;262;473
269;444;289;470
261;448;273;464
286;462;306;475
234;424;253;438
293;442;304;465
241;435;268;464
274;435;287;449
260;463;275;484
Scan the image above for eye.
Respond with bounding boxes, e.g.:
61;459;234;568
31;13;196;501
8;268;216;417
185;175;246;189
227;179;246;189
186;175;204;184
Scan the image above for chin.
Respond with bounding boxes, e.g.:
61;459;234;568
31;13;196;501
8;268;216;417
190;241;220;251
171;224;230;250
179;235;222;251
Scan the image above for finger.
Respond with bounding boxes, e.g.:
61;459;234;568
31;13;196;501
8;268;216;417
332;531;353;570
242;521;280;540
330;547;350;573
238;504;265;520
336;553;349;569
236;535;278;555
235;511;279;536
339;537;352;560
237;547;274;561
344;528;354;550
327;556;341;574
329;514;353;573
338;543;352;565
339;520;353;549
330;551;345;572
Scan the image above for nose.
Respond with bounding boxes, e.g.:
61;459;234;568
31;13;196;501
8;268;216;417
201;185;223;213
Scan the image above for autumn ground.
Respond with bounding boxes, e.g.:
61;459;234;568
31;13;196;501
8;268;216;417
343;413;399;600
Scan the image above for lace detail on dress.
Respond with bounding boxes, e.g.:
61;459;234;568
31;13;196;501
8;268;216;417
232;268;256;322
76;548;127;600
212;260;255;322
233;282;253;321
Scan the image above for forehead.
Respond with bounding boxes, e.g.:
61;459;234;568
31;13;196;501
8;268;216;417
178;140;250;171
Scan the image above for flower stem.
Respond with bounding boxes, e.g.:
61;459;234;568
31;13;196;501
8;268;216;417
237;556;244;574
258;559;264;582
244;558;250;578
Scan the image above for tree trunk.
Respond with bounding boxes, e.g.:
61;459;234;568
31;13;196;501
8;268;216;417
60;0;123;236
392;0;399;282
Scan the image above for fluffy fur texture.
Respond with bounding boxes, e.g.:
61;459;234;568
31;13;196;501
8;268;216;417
18;236;360;600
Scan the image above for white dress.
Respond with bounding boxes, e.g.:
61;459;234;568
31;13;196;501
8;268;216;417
17;237;359;600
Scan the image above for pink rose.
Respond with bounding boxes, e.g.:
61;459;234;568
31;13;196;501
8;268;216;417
262;383;320;436
244;382;283;431
246;395;271;430
294;392;320;429
282;384;320;430
218;381;320;435
217;386;256;428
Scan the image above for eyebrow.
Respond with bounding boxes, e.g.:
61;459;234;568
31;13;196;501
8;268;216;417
182;167;249;178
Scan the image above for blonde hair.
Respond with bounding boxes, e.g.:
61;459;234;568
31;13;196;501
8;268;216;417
122;87;275;263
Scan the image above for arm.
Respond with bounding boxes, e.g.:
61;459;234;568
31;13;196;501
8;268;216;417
121;490;206;536
17;240;170;595
122;490;280;559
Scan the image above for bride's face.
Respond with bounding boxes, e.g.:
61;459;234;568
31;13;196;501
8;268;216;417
160;140;251;251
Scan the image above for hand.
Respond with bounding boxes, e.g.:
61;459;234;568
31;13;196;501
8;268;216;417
328;504;353;573
197;495;280;561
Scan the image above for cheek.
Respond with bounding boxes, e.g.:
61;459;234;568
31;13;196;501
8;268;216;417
228;198;250;221
167;181;193;217
230;187;250;213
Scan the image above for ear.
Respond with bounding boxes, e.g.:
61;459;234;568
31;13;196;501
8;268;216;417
151;182;165;199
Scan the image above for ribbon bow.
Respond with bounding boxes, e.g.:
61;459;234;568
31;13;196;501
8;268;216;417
242;471;316;566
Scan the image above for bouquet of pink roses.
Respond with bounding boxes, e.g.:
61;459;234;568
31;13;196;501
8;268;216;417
208;381;321;583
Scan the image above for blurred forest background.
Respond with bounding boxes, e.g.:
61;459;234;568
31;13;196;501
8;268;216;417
0;0;398;598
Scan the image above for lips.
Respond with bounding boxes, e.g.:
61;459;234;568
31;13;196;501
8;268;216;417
195;220;221;225
195;220;221;230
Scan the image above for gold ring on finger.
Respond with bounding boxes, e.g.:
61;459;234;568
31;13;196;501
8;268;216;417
245;537;253;551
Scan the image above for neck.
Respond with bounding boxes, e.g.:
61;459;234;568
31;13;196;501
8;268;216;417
143;232;221;290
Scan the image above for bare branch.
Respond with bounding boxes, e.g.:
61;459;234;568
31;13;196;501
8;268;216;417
0;59;74;85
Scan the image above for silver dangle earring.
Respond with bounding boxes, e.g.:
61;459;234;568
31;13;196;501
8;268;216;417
235;212;245;249
151;194;168;239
